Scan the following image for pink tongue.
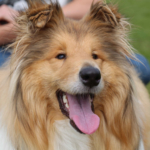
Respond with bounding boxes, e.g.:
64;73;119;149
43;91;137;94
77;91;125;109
66;94;100;134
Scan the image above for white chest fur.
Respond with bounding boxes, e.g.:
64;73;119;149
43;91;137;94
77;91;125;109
0;122;15;150
0;119;144;150
53;120;92;150
138;138;145;150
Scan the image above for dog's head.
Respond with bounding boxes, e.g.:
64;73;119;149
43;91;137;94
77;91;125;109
10;0;134;147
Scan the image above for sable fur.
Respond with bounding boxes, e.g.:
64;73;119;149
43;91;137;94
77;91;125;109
0;0;150;150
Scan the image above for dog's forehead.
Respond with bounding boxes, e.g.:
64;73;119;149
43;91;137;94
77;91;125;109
49;21;102;53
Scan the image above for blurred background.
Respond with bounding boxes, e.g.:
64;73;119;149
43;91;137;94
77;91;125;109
108;0;150;92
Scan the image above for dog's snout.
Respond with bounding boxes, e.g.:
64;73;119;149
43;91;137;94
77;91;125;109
79;67;101;87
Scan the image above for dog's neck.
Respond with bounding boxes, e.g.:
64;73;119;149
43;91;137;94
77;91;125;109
53;119;92;150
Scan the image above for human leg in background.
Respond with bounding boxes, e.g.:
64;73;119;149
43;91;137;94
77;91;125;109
0;46;11;66
127;54;150;85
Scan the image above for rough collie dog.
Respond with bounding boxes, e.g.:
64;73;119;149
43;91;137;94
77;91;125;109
0;0;150;150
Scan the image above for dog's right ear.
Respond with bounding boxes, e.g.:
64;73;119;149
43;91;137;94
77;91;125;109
85;1;121;27
20;1;64;32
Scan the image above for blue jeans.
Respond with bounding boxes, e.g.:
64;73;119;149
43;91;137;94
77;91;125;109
0;47;150;85
127;54;150;85
0;46;11;66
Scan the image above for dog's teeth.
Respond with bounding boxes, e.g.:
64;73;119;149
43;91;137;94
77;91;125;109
63;94;69;109
66;103;69;109
63;95;67;103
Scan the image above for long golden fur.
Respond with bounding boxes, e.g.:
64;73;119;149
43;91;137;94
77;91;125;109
0;0;150;150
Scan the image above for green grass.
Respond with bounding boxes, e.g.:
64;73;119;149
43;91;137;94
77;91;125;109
107;0;150;92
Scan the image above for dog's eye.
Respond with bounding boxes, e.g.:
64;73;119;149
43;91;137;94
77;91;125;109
92;54;98;59
56;54;66;59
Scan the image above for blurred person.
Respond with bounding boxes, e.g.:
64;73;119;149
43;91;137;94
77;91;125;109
0;0;96;65
0;0;150;85
126;54;150;85
0;0;95;46
0;0;27;65
0;0;95;63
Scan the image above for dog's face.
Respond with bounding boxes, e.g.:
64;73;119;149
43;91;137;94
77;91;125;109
12;1;131;138
22;26;106;134
45;32;103;95
35;31;107;134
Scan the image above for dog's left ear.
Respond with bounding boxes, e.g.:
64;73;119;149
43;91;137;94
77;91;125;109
85;1;121;27
22;1;64;31
27;5;53;28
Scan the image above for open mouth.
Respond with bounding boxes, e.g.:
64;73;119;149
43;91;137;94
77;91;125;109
56;90;100;134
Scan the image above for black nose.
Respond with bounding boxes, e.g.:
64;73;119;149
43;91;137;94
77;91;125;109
79;67;101;87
